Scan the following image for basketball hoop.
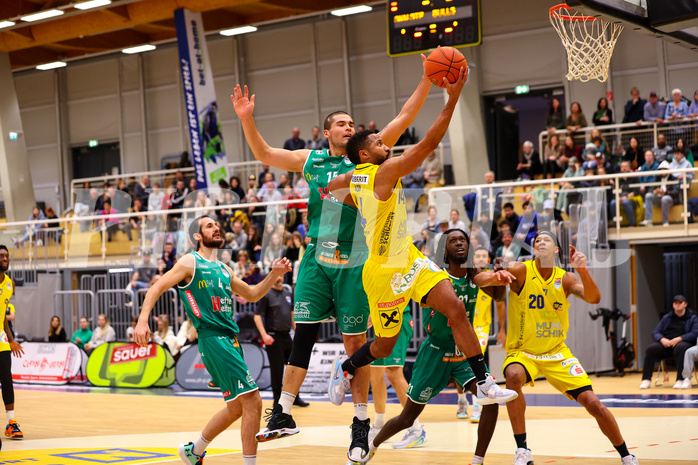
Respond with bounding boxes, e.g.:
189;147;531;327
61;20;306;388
549;3;623;83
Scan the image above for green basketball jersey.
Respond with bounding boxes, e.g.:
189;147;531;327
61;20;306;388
422;272;479;343
178;252;239;337
303;149;365;246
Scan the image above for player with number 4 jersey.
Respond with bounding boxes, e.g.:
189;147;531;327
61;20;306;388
500;231;639;465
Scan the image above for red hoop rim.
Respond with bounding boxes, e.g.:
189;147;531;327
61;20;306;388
549;3;601;22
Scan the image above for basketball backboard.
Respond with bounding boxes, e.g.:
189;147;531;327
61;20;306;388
566;0;698;51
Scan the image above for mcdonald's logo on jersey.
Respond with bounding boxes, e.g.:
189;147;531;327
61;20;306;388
198;280;212;289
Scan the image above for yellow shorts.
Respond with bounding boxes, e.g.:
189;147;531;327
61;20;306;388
363;245;448;338
503;345;592;400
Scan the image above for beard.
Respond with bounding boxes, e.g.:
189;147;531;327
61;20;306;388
448;254;468;265
201;235;224;249
0;263;7;273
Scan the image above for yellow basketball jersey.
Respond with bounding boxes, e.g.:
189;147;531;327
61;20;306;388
350;163;410;261
473;289;492;329
0;274;14;351
506;260;569;354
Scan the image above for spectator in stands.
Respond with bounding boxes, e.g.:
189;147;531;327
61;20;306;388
175;317;198;354
152;314;178;355
517;141;543;180
585;151;614;174
129;249;156;303
128;198;145;237
95;183;110;213
665;88;689;122
368;121;379;133
644;91;665;123
243;262;265;285
97;200;132;242
669;148;694;185
134;175;150;209
262;233;284;272
545;97;565;134
294;175;310;199
401;165;425;212
283;127;305;151
306;125;327;150
229;176;246;201
256;172;278;200
675;138;694;165
75;188;99;232
13;205;46;247
219;249;234;269
44;206;62;244
254;274;298;407
178;151;192;169
126;315;138;341
230;220;248;257
234;249;253;279
556;156;585;212
639;295;697;389
566;101;587;133
245;224;263;262
448;209;466;231
194;190;214;218
278;173;291;189
564;134;582;161
48;316;67;342
71;317;92;350
462;171;503;222
260;180;283;226
117;178;128;196
609;161;639;227
539;199;562;232
188;177;198;195
623;137;644;170
499;202;520;231
162;242;177;273
156;257;167;276
623;87;646;124
495;229;520;261
637;150;659;196
688;90;698;118
297;212;310;242
422;151;443;186
589;128;609;156
640;161;679;227
592;97;614;126
257;164;273;184
469;222;490;254
515;201;538;251
148;182;166;213
284;231;305;265
652;134;673;164
168;179;189;230
84;314;115;353
422;206;440;234
543;134;565;178
413;228;434;259
247;174;258;191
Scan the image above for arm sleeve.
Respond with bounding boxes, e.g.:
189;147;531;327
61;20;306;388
652;315;667;342
681;315;698;344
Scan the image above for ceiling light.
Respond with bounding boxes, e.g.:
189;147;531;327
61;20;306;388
122;44;156;54
37;61;66;70
74;0;112;10
0;21;15;29
220;25;257;36
331;5;372;16
21;9;64;22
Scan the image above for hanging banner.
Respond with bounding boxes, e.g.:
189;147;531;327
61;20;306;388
12;342;87;385
175;8;228;189
86;342;168;388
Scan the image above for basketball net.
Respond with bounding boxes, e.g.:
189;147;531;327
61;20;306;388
549;4;623;83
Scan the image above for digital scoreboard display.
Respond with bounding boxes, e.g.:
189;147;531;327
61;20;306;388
387;0;481;56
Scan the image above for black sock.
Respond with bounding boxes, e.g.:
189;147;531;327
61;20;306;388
342;342;375;375
614;442;630;458
467;354;488;381
514;433;527;450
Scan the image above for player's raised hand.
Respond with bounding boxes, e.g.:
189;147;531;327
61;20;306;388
420;53;428;79
231;84;255;119
444;65;468;98
493;270;516;284
270;258;293;277
569;245;587;270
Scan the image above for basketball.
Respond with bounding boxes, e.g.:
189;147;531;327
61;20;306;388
424;46;467;88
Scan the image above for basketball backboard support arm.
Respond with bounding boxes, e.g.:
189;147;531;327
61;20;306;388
567;0;698;51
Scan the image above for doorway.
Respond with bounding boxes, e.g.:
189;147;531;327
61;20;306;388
71;142;121;180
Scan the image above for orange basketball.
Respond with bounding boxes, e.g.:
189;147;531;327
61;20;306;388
424;46;467;88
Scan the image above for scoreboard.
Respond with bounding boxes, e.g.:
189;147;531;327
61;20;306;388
387;0;481;56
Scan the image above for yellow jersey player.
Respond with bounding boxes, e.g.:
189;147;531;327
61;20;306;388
500;231;639;465
328;63;517;464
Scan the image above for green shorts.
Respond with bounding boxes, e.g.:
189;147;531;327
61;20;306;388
198;333;258;402
371;312;413;367
407;337;478;404
294;241;370;335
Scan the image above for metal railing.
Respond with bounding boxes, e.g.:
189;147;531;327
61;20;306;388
53;290;96;332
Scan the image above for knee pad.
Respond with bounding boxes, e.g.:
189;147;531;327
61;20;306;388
287;323;321;370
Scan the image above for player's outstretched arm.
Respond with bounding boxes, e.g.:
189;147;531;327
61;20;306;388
473;269;516;302
229;258;292;303
376;66;467;188
564;246;601;304
134;254;195;346
380;55;432;147
327;171;357;208
231;84;309;172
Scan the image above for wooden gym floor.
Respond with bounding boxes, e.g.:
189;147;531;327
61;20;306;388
2;372;697;465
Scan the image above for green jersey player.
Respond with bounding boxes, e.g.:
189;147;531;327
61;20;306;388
231;55;434;460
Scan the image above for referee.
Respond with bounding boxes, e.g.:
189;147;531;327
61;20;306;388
254;275;307;407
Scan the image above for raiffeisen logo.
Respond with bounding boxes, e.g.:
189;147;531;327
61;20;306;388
110;344;157;364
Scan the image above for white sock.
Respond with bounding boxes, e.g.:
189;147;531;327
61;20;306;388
472;454;484;464
6;410;14;422
374;413;385;428
355;403;368;421
458;392;467;403
192;434;210;456
411;419;421;430
242;455;256;465
279;391;295;415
